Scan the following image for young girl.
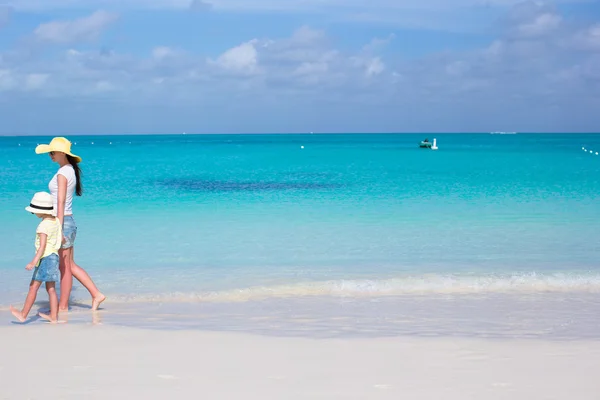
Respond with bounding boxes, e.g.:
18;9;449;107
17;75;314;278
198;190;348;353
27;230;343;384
10;192;63;324
35;137;105;312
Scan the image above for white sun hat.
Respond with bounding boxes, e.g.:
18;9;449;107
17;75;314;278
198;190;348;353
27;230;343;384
25;192;54;215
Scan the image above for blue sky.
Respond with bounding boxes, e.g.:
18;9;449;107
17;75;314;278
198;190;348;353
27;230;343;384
1;0;599;134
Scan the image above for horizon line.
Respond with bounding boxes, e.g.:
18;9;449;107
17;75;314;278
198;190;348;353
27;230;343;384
2;131;600;137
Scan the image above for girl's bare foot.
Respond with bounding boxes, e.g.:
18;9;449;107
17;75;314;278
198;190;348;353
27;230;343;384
92;294;106;311
38;313;66;324
10;306;26;323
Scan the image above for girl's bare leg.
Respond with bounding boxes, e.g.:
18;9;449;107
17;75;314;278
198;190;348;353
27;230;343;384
69;247;106;311
10;280;42;322
39;282;61;323
58;248;73;311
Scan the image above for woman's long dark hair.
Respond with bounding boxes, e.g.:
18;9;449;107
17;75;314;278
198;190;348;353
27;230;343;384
66;155;83;196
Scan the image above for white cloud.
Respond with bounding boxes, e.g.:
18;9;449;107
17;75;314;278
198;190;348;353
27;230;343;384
291;61;330;85
484;40;505;58
25;73;49;90
362;34;395;53
445;61;470;76
152;46;183;60
34;10;119;44
0;69;17;91
365;57;385;77
152;47;173;59
289;25;326;45
189;0;213;12
262;26;335;65
572;24;600;51
513;12;562;37
294;62;328;76
8;0;188;11
94;80;116;92
213;40;260;73
503;1;565;38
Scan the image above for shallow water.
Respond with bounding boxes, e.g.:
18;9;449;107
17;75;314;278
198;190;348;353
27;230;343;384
4;293;599;341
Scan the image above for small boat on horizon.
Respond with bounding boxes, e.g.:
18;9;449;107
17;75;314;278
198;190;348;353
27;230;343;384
419;138;438;150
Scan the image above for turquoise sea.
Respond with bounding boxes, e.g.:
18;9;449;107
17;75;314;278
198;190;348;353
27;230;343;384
2;133;600;338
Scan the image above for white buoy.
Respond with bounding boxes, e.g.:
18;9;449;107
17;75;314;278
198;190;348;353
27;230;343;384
431;138;438;150
301;146;304;149
582;147;585;150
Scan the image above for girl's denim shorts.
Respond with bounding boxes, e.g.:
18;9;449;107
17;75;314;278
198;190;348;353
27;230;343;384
32;253;60;283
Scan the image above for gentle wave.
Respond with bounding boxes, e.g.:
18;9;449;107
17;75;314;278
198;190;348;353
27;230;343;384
100;272;600;304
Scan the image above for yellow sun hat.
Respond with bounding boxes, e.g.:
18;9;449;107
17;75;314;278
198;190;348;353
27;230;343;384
35;137;82;163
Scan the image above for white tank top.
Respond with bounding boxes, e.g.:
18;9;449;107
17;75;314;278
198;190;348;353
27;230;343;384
48;165;76;216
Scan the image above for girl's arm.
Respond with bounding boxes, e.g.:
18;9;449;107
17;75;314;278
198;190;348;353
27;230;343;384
57;174;67;229
27;233;47;270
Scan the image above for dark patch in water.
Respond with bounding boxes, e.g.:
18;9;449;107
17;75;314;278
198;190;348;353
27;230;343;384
157;179;340;192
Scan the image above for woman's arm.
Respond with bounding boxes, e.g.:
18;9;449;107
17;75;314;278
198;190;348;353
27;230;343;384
27;233;47;270
57;174;67;228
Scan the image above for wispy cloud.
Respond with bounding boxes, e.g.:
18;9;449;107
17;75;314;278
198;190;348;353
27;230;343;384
33;10;119;44
5;0;591;18
189;0;213;12
9;0;593;11
0;5;11;29
6;0;593;35
502;1;564;38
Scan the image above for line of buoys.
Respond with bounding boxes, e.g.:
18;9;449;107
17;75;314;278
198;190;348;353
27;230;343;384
582;146;599;155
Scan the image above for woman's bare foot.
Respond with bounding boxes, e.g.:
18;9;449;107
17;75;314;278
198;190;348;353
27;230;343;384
10;306;26;323
38;312;66;324
91;294;106;311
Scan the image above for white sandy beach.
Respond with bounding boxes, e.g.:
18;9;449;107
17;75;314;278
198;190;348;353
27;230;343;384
1;321;599;400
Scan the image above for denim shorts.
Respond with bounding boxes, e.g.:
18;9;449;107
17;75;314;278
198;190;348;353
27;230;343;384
62;215;77;249
32;253;60;283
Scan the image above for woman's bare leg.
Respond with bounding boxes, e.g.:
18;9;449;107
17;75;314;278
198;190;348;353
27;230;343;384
70;247;106;311
58;248;73;311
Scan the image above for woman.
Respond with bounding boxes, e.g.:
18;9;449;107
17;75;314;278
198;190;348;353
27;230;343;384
35;137;106;312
